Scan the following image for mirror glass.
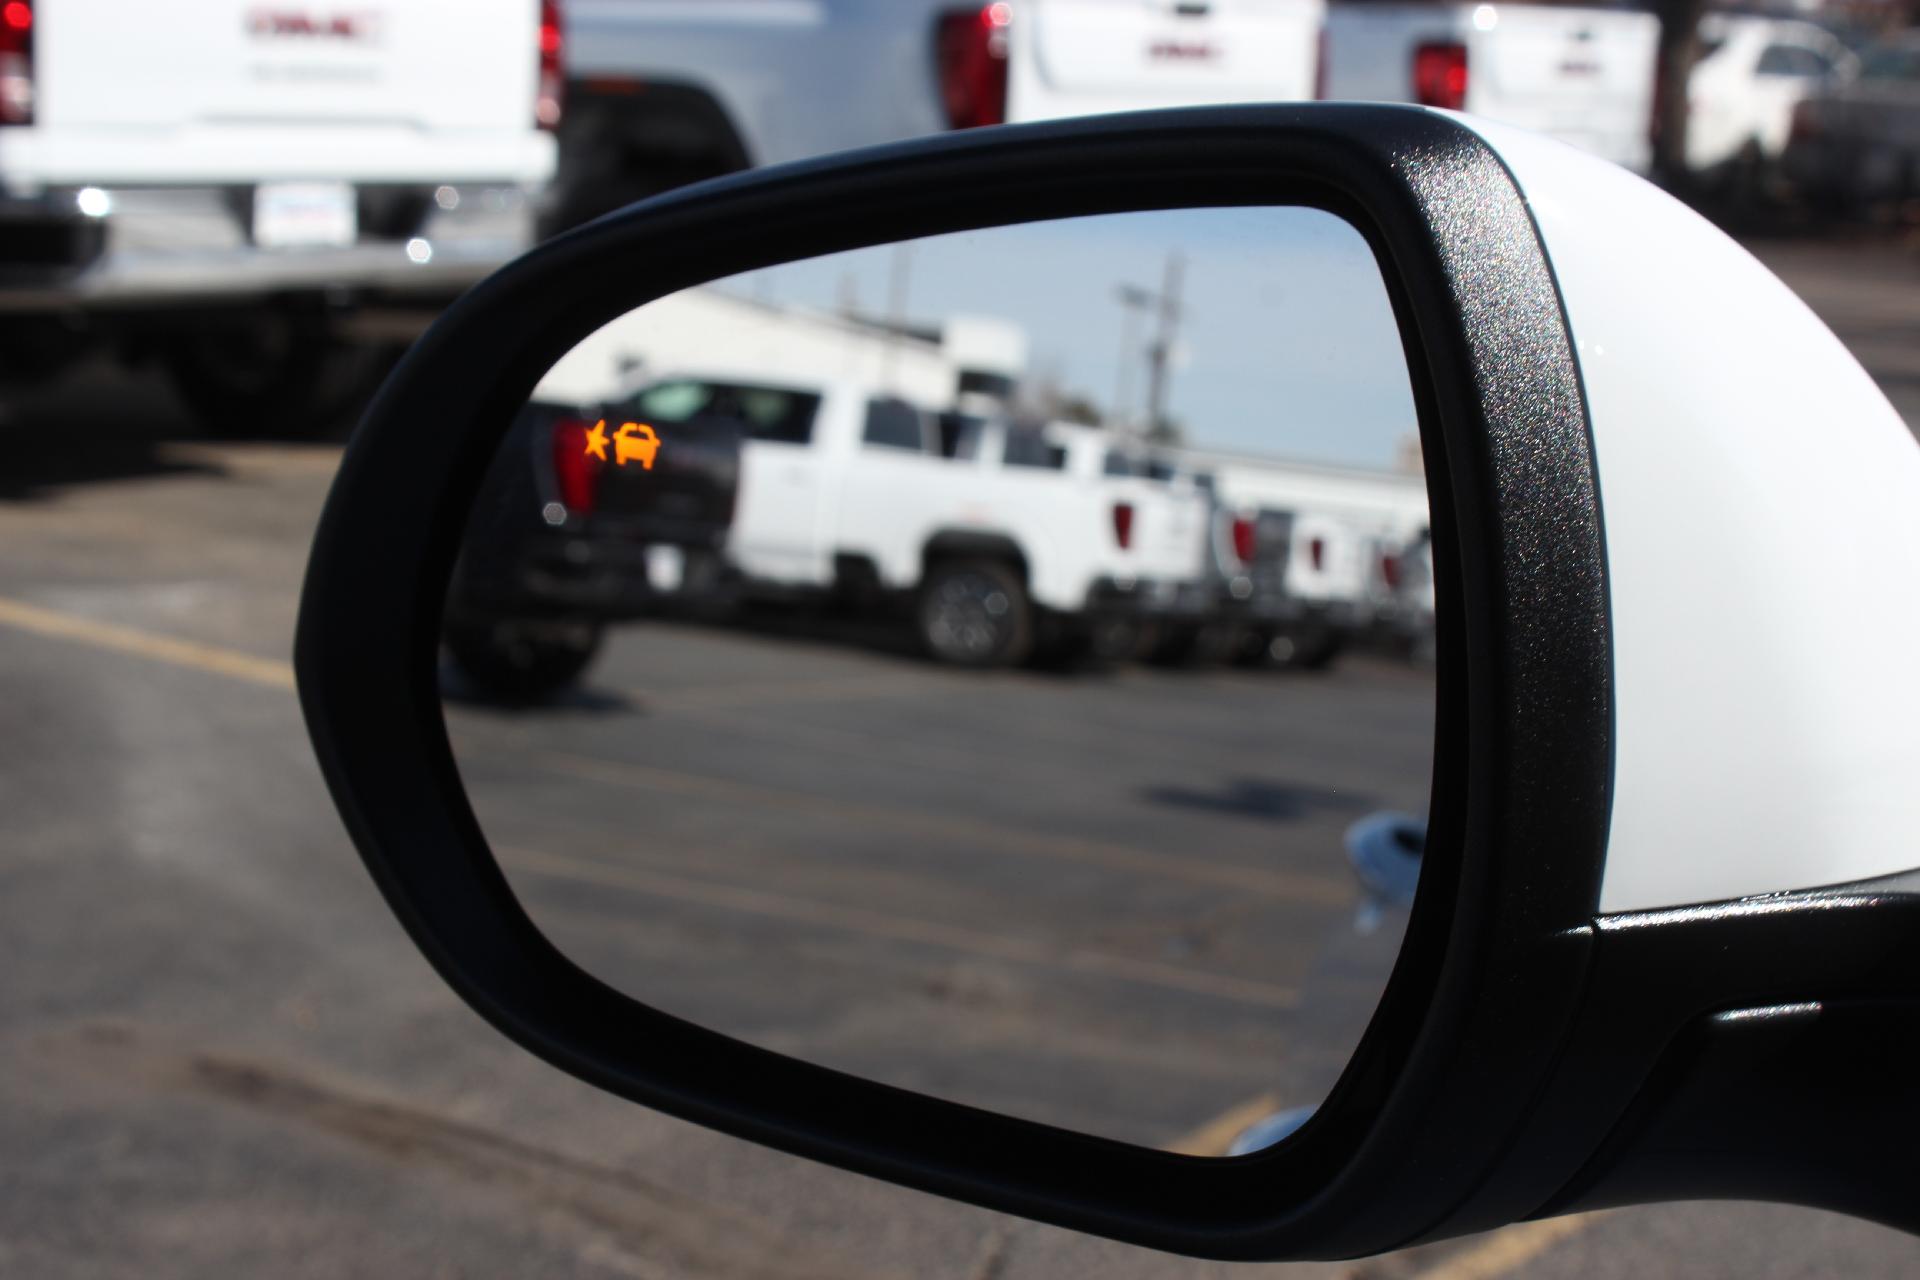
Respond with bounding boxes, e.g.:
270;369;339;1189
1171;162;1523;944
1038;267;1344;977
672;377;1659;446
441;208;1435;1154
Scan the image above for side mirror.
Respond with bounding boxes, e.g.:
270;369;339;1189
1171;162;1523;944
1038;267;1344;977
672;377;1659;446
296;105;1920;1259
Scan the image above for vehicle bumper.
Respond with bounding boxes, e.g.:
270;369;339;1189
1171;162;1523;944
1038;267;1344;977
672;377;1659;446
0;182;538;310
1086;576;1217;622
458;535;729;622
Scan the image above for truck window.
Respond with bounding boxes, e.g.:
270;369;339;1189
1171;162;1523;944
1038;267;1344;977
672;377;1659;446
862;398;930;452
1102;449;1142;478
625;379;820;445
1757;44;1831;77
937;411;984;458
1002;428;1067;470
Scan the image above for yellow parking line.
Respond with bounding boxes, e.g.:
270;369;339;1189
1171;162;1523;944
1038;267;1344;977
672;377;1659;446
499;844;1302;1010
0;594;294;690
1408;1213;1609;1280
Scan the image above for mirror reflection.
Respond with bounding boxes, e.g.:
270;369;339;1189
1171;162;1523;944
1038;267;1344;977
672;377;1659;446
442;208;1435;1154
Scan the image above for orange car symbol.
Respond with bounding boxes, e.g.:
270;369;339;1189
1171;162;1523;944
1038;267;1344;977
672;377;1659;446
614;422;661;470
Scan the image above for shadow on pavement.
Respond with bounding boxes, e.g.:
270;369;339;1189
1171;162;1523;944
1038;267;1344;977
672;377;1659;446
1139;777;1376;823
0;355;367;502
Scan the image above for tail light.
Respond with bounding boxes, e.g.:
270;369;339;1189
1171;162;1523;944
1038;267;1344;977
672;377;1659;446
536;0;564;130
1309;535;1326;572
551;417;601;515
1314;25;1328;101
1;0;32;126
1412;41;1467;111
1111;501;1134;550
1230;515;1257;565
1380;552;1402;590
936;4;1010;130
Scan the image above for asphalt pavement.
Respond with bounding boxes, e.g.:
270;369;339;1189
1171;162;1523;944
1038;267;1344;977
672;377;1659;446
5;232;1920;1279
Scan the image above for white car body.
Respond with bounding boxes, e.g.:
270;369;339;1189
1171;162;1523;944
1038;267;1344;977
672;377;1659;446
1324;2;1658;172
0;0;556;311
1687;15;1856;173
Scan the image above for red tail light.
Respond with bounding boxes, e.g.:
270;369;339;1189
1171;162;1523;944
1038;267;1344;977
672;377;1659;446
1309;536;1326;572
1412;41;1467;111
1111;501;1134;550
536;0;564;130
1;0;32;126
1230;515;1257;565
551;417;601;515
1380;552;1402;590
1314;25;1328;101
936;4;1010;130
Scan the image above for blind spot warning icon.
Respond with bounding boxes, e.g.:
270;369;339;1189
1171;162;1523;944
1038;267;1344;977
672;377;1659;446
583;419;661;470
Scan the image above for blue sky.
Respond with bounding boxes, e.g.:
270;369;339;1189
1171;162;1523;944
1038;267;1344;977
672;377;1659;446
716;207;1419;469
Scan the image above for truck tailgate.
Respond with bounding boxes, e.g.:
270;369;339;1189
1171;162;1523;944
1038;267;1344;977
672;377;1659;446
1015;0;1323;120
1470;5;1657;165
37;0;539;134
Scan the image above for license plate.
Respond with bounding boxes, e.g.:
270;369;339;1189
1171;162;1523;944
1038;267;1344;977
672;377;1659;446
253;182;356;249
646;544;686;593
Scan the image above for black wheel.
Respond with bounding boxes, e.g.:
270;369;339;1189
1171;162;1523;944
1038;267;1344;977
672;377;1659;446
445;618;604;703
163;316;398;439
917;559;1031;668
1269;624;1343;672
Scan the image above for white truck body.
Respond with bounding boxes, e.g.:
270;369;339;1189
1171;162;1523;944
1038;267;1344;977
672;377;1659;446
724;385;1195;615
0;0;556;311
1324;2;1658;173
551;0;1324;226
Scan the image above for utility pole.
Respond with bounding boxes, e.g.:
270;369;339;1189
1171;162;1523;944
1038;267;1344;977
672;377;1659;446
1112;283;1154;430
1143;251;1184;442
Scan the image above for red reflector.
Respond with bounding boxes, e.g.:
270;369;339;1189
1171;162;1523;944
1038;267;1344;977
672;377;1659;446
1112;502;1135;550
1412;42;1467;111
1230;515;1257;564
2;2;29;32
551;417;601;515
1309;536;1326;572
1381;553;1402;590
936;4;1010;130
536;0;564;130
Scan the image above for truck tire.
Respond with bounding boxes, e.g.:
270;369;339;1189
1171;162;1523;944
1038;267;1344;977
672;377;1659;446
445;618;604;703
917;559;1032;668
163;317;397;439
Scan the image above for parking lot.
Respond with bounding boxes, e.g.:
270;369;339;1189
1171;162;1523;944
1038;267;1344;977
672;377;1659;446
5;234;1920;1279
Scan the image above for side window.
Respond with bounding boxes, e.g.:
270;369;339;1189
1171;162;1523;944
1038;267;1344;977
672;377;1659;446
1102;449;1137;478
1002;429;1067;470
1859;45;1920;82
1757;44;1831;78
862;398;929;452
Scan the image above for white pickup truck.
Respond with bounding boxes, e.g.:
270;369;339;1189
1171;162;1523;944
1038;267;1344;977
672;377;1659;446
603;371;1214;667
0;0;558;433
548;0;1327;230
1324;1;1659;173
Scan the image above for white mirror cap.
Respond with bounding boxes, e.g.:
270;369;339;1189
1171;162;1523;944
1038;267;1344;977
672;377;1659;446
1456;114;1920;913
